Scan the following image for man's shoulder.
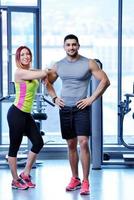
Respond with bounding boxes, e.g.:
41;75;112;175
79;55;91;65
57;57;66;64
80;55;90;61
56;57;67;67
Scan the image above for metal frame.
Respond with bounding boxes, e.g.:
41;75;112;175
118;0;123;145
117;0;134;150
0;9;3;143
92;77;103;169
6;6;41;94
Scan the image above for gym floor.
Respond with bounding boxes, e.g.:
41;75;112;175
0;159;134;200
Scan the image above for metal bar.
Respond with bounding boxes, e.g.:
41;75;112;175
0;9;3;144
7;9;12;95
0;6;37;12
36;0;42;93
92;60;103;169
117;0;123;144
0;9;3;97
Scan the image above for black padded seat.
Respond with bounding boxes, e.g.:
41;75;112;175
32;113;47;120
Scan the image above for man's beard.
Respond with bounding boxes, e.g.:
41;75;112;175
67;51;78;58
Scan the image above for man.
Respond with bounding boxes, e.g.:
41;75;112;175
46;34;110;195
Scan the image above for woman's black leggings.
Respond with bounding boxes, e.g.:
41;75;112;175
7;105;44;157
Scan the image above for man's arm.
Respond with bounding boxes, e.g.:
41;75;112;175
44;66;58;100
47;67;58;84
45;67;65;106
76;59;110;109
89;59;110;102
44;79;57;100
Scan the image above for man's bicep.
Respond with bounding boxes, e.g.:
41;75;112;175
93;69;108;81
48;69;58;83
89;59;101;79
89;60;107;81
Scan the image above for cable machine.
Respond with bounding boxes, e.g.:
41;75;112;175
92;59;134;169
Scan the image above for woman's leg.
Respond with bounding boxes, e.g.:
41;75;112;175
8;156;19;180
23;115;44;175
19;115;43;187
7;105;25;180
23;151;37;175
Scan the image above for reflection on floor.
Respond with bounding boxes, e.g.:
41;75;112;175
0;159;134;200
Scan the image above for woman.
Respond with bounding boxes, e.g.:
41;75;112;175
7;46;47;190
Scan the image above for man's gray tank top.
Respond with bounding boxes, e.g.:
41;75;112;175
56;55;92;106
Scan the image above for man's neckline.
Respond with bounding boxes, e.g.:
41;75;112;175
66;55;80;63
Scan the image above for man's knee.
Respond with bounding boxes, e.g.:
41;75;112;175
78;136;89;149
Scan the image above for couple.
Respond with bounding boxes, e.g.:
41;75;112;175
7;34;110;195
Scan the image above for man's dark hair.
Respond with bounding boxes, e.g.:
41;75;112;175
64;34;79;44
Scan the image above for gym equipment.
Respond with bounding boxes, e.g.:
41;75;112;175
28;93;55;151
92;60;134;168
118;93;134;149
92;59;103;169
118;93;134;163
102;92;134;166
32;93;55;136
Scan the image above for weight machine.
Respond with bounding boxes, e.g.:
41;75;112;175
92;91;134;168
92;60;134;168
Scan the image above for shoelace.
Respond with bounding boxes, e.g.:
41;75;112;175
24;176;31;182
82;181;89;190
17;179;25;185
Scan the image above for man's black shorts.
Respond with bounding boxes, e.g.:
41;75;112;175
59;106;91;140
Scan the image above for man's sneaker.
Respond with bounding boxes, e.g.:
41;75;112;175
80;180;90;195
66;177;81;191
12;178;29;190
20;172;36;188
